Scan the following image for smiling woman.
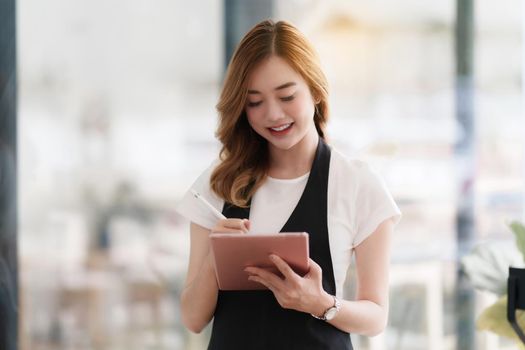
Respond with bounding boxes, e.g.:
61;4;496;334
175;19;401;350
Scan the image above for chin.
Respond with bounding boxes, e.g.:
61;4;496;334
267;139;299;151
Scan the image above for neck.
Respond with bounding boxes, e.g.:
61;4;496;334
267;128;320;179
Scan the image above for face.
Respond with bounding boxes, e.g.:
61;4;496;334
244;55;318;152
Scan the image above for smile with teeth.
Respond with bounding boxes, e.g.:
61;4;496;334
269;123;293;131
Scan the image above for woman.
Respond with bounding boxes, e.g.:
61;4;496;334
176;19;401;349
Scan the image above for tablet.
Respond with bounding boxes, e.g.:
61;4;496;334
209;232;310;291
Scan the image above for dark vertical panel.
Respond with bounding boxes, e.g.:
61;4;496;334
454;0;476;349
0;0;18;348
223;0;273;70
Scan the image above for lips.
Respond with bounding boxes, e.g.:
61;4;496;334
268;122;294;136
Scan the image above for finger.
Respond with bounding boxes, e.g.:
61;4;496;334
211;227;245;235
212;218;249;234
221;228;246;235
245;267;285;291
269;255;300;282
306;258;322;278
243;219;250;231
248;275;277;293
224;219;249;233
249;275;294;311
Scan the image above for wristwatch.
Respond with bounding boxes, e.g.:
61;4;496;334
311;295;340;321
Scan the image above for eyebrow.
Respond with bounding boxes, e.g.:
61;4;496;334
247;82;297;94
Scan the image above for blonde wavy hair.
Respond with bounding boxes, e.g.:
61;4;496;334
210;19;329;208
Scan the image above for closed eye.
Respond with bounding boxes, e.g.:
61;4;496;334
247;94;294;108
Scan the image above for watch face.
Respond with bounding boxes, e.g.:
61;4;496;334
325;307;338;320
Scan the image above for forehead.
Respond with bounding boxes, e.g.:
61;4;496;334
246;55;305;90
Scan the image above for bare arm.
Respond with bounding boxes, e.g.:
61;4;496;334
179;222;218;333
180;219;250;333
322;218;394;335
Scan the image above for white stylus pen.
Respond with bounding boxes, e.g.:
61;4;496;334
190;189;227;220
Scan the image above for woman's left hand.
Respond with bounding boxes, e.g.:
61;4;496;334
244;255;332;316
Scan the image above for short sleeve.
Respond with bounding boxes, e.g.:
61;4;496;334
352;163;401;247
175;160;225;230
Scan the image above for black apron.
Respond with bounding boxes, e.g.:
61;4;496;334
208;138;353;350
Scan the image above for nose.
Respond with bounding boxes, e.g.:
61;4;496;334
265;99;285;123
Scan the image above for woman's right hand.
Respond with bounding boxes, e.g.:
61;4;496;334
211;218;250;234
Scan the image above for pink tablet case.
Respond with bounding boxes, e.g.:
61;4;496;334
210;232;310;291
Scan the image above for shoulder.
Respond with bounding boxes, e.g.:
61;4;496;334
189;157;222;192
175;158;225;230
329;146;379;185
201;157;222;177
195;158;223;199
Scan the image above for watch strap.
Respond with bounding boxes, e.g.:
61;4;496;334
311;295;339;321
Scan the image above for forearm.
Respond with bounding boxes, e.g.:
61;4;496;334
334;299;388;336
180;255;219;333
328;219;393;336
315;292;388;336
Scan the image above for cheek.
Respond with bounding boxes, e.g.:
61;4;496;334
288;97;315;120
246;109;261;129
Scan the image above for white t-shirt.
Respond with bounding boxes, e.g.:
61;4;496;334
176;147;401;298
